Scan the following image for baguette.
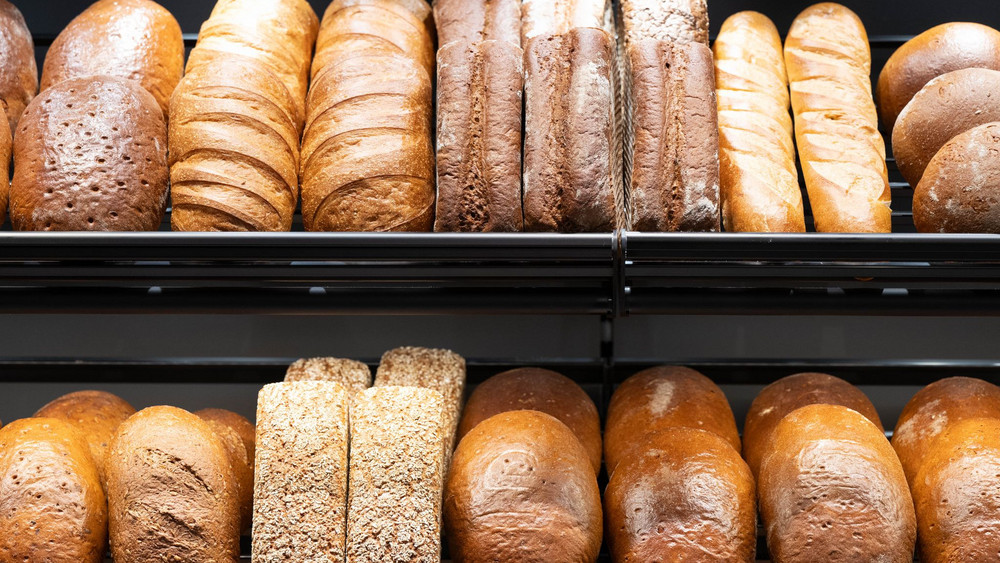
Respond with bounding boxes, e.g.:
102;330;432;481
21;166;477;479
284;357;372;397
785;3;891;233
715;11;804;232
0;0;37;132
434;0;520;48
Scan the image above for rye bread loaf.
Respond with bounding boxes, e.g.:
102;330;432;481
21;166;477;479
11;76;168;231
435;39;524;232
0;417;107;563
0;0;36;133
284;357;372;397
434;0;520;48
41;0;184;116
620;0;708;47
521;0;611;45
196;408;256;533
106;406;240;563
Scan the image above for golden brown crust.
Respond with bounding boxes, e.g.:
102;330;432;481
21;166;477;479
0;417;107;563
40;0;184;116
785;2;891;233
444;410;602;563
0;108;10;226
605;427;756;562
759;404;916;563
457;367;601;474
195;408;256;532
0;0;37;133
604;365;739;476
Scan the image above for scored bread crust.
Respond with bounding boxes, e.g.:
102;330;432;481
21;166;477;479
0;0;37;133
434;0;520;48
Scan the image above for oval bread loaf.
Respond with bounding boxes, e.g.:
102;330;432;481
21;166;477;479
0;0;36;133
196;408;255;532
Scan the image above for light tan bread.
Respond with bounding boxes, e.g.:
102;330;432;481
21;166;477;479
0;0;37;132
284;357;372;397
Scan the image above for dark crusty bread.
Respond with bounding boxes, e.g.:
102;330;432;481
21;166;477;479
605;427;756;562
893;68;1000;187
435;39;524;232
434;0;520;48
605;365;739;476
521;0;611;45
106;405;240;563
892;377;1000;485
457;367;601;474
913;122;1000;233
912;417;1000;563
759;404;916;563
0;0;36;133
877;22;1000;132
284;357;372;397
41;0;184;117
743;372;882;477
11;76;168;231
35;390;136;488
628;39;719;232
445;410;603;563
0;417;107;563
621;0;708;47
0;109;10;226
196;408;255;533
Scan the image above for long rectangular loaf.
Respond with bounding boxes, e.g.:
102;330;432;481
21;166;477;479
284;357;373;398
252;381;349;563
435;39;524;232
620;0;709;47
346;386;448;563
433;0;521;48
521;0;611;45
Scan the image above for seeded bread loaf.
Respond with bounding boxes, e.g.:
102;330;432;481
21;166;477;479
284;357;372;397
11;76;168;231
196;408;256;533
434;0;520;48
0;0;36;133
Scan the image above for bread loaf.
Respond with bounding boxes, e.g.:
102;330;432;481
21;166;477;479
521;0;610;45
759;404;916;563
912;417;1000;563
743;372;881;477
605;365;738;475
715;11;804;233
11;76;168;231
605;427;756;562
620;0;708;47
0;0;36;133
41;0;184;116
877;22;1000;132
444;410;602;563
524;28;623;232
627;39;719;232
434;0;520;47
106;406;240;563
893;69;1000;187
913;122;1000;233
0;109;11;226
347;386;447;563
253;382;349;563
0;418;106;563
457;367;601;474
284;357;372;397
893;377;1000;486
435;39;524;232
196;408;255;533
785;3;891;233
34;389;136;487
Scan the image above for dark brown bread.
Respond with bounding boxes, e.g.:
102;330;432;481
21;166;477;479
759;404;916;563
434;0;520;48
743;372;882;477
523;28;622;232
0;417;107;563
893;68;1000;187
604;365;739;476
106;405;240;563
0;0;36;132
40;0;184;116
913;122;1000;233
196;408;256;532
11;76;168;231
628;39;719;232
877;22;1000;132
35;390;136;488
892;377;1000;485
444;410;602;563
435;39;524;232
605;427;756;562
912;417;1000;563
0;109;10;225
457;367;601;474
621;0;709;47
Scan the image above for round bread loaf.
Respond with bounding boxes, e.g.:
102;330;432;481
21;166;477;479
11;76;168;231
743;372;882;477
40;0;184;116
912;417;1000;563
196;408;255;532
444;410;602;563
0;108;11;226
759;404;916;563
605;427;756;562
913;122;1000;233
106;405;240;563
605;365;739;476
877;22;1000;131
892;68;1000;186
35;390;136;488
0;417;107;562
0;0;37;132
457;367;602;474
892;376;1000;485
